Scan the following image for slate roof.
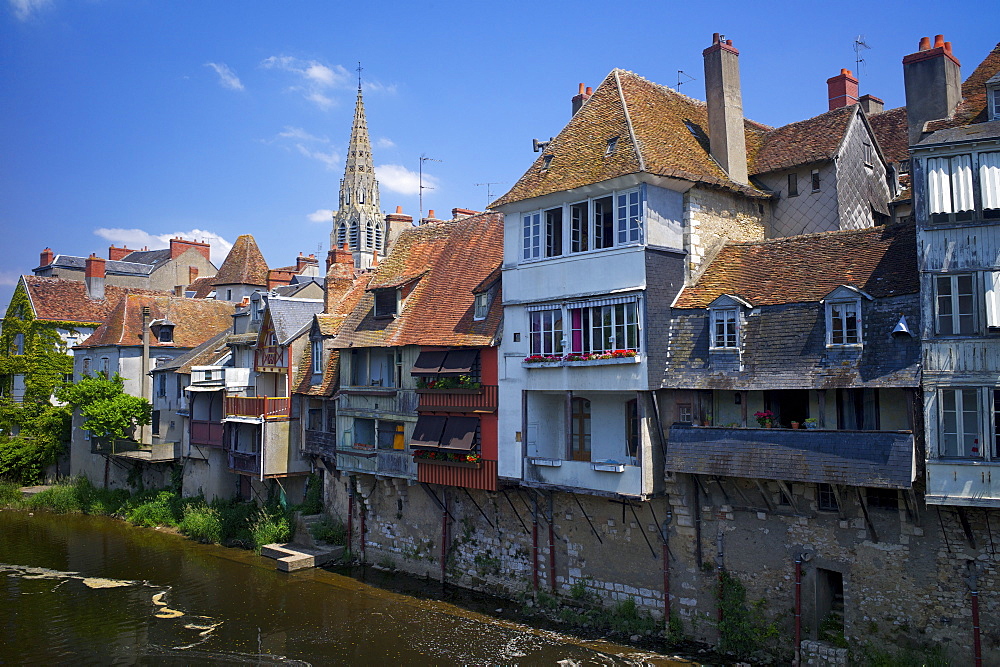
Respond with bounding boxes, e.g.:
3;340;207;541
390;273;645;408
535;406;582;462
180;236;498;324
267;297;325;345
493;69;770;207
211;234;269;286
749;104;856;174
77;294;234;349
120;248;172;265
41;255;154;276
664;424;915;489
20;275;168;325
333;212;503;349
868;107;910;165
156;330;231;373
673;224;918;309
924;41;1000;132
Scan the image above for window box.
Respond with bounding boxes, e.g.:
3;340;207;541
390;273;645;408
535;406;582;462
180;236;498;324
415;387;483;395
528;457;562;467
591;460;626;473
416;457;481;470
564;355;639;367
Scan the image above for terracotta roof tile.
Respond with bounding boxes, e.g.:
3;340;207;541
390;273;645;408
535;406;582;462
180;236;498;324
750;105;856;174
162;330;231;374
21;275;169;325
673;224;918;309
77;294;234;349
333;212;503;349
925;42;1000;131
211;234;269;286
186;275;216;298
868;107;910;165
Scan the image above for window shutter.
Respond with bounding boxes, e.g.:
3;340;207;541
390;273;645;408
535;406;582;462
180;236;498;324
987;271;1000;328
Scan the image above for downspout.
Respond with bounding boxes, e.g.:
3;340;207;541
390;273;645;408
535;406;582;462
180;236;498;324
794;555;803;666
440;489;448;584
548;493;556;593
359;488;367;565
259;415;266;482
969;562;982;666
347;477;355;557
532;492;539;592
716;532;724;623
141;306;150;444
662;512;671;630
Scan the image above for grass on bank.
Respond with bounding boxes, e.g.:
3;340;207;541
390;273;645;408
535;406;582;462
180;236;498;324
0;477;291;551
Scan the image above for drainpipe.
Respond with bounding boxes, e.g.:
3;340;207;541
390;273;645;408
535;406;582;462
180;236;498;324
347;478;355;556
662;512;672;630
968;562;982;666
532;493;539;592
794;555;803;667
716;533;724;623
141;306;151;444
359;490;367;565
440;489;448;584
548;493;556;593
259;415;266;482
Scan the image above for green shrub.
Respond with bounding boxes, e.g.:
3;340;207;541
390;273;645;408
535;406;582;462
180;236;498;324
310;515;346;545
251;507;291;551
179;504;222;543
0;481;24;507
25;483;82;513
213;498;256;546
125;490;178;527
294;474;324;515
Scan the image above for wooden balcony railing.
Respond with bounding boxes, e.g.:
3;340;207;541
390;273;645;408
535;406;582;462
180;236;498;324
416;385;498;412
337;389;418;416
225;396;290;419
228;451;259;474
190;420;224;447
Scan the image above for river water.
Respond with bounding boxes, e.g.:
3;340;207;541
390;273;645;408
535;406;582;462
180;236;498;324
0;509;686;665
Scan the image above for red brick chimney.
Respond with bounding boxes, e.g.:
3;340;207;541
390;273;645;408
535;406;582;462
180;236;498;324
108;245;132;261
827;69;859;110
39;247;54;267
85;254;106;300
903;34;962;144
325;243;356;312
296;253;319;272
571;83;593;116
169;237;211;262
451;208;479;219
420;209;439;226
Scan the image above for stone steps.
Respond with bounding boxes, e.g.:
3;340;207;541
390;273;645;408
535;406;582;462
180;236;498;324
260;542;344;572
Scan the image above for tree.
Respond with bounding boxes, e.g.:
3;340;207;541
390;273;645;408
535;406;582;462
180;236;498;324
57;373;151;443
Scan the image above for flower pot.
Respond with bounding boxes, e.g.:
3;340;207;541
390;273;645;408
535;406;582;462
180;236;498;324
791;422;800;429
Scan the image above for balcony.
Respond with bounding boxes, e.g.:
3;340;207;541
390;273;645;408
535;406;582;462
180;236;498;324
926;461;1000;507
225;396;290;419
335;446;416;479
524;457;643;497
91;439;181;462
664;424;916;489
417;458;498;491
416;385;498;413
303;430;337;459
228;451;259;474
337;388;418;416
190;420;224;447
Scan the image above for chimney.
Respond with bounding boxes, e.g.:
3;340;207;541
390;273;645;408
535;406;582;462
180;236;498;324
703;33;749;185
859;94;884;115
108;244;132;261
451;208;479;219
325;242;356;312
420;209;439;225
903;34;962;144
39;247;54;267
188;266;199;284
169;237;212;262
571;83;593;116
827;68;859;110
85;254;106;300
296;252;319;272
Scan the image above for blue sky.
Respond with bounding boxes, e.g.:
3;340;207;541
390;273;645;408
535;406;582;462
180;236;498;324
1;1;995;312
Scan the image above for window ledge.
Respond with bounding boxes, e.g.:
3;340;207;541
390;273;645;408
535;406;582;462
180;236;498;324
523;355;640;368
528;457;562;467
340;387;398;396
591;460;626;473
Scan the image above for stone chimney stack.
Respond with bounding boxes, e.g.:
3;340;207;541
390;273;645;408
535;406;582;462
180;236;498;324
859;94;884;115
108;245;132;261
572;83;593;116
703;33;748;185
903;34;962;144
169;237;212;262
325;243;357;312
827;68;859;110
39;247;54;267
85;254;106;301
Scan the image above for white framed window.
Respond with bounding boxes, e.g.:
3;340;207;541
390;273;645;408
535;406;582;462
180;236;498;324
990;86;1000;122
827;300;861;346
474;292;491;321
570;201;589;252
939;388;984;458
928;155;974;222
311;339;323;375
528;308;563;356
521;188;642;261
544;208;562;257
567;299;639;354
935;273;976;335
863;142;874;167
710;308;738;349
351;348;397;387
617;189;641;244
605;136;619;156
522;212;541;260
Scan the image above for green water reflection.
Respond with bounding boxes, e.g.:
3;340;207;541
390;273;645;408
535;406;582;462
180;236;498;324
0;509;685;665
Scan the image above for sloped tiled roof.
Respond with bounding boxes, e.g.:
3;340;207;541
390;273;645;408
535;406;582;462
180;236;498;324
493;70;770;207
21;276;168;325
924;41;1000;132
294;345;340;396
211;235;269;287
749;105;856;174
673;224;918;309
267;297;325;345
42;255;155;276
333;212;503;349
120;248;172;265
186;275;216;299
158;330;231;373
77;294;234;349
868;107;910;165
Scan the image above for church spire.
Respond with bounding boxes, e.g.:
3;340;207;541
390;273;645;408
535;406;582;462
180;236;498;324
330;69;383;271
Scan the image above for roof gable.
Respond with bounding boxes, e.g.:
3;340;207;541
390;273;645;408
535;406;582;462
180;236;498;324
20;276;169;325
211;235;269;286
77;294;234;349
750;104;857;174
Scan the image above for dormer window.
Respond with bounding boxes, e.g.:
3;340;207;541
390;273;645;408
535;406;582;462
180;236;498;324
373;288;399;319
311;339;323;375
605;136;619;156
823;286;870;347
250;293;264;322
707;294;750;350
150;319;175;344
988;77;1000;121
474;291;491;320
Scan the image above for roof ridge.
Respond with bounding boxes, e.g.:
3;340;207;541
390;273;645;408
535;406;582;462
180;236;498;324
726;223;909;248
614;70;645;173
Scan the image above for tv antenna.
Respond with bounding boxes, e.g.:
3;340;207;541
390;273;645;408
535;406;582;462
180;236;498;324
419;154;442;219
853;36;871;77
677;70;695;91
474;181;504;207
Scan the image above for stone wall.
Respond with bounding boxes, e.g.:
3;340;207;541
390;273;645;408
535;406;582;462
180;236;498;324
684;187;766;284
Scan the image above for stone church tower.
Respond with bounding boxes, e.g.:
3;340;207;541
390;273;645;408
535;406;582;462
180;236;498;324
329;85;384;270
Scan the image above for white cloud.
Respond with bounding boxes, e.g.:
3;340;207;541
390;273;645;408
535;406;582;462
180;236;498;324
376;164;437;196
8;0;51;21
0;270;21;287
260;55;350;109
362;81;397;95
268;126;340;169
307;209;333;223
295;144;339;169
93;228;233;266
205;62;244;91
374;137;395;149
278;126;327;142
